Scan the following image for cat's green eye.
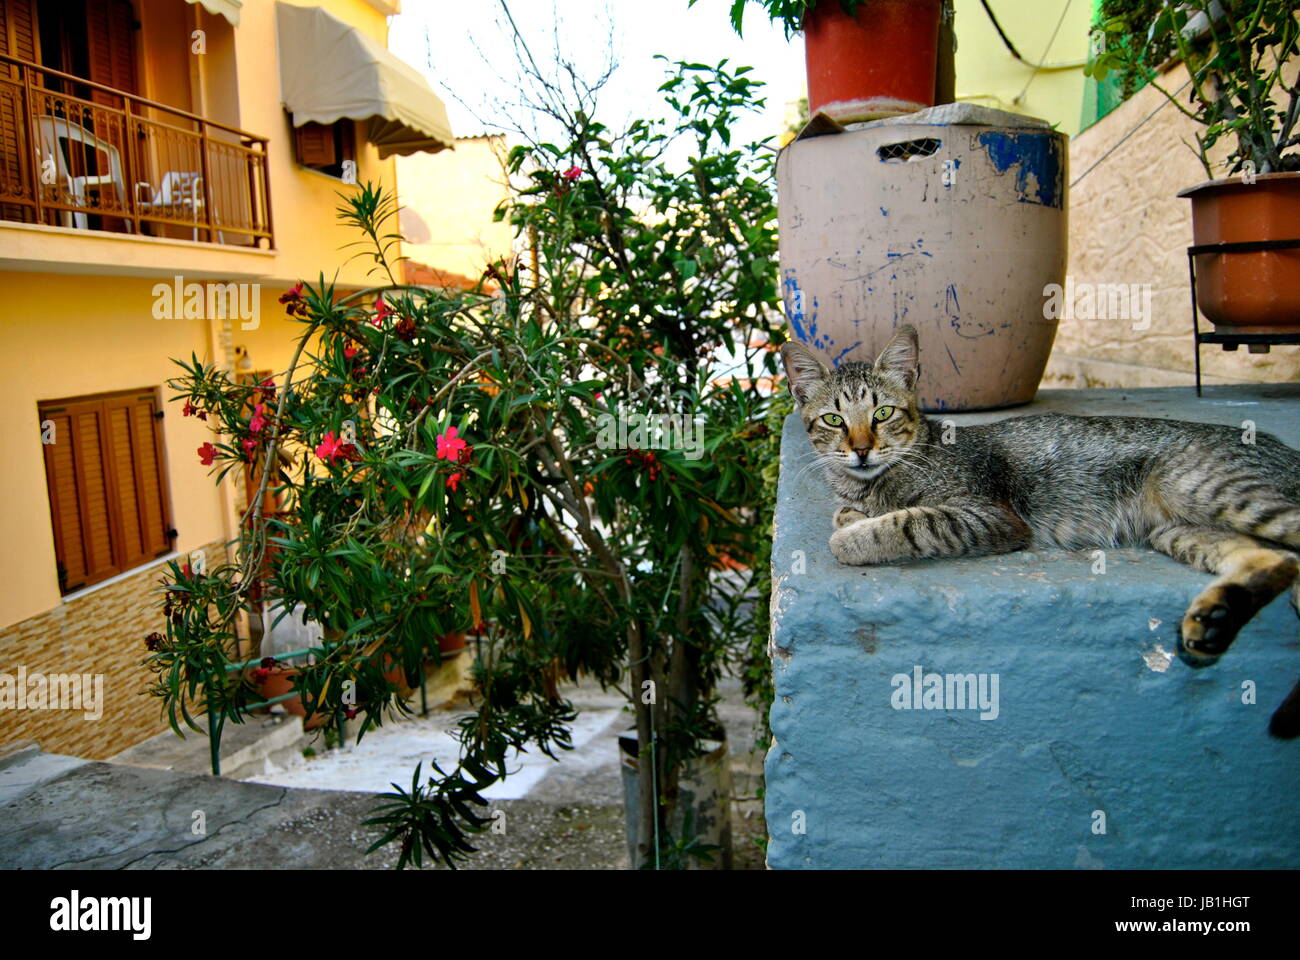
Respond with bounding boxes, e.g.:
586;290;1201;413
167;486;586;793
873;406;895;422
820;413;845;428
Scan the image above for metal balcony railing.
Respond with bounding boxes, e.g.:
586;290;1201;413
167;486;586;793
0;52;273;247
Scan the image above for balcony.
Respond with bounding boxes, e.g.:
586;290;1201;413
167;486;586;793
0;53;272;249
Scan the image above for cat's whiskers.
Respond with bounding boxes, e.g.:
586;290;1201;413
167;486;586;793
880;447;939;477
791;452;845;488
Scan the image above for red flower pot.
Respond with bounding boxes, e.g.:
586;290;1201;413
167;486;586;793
803;0;942;124
255;666;329;730
381;654;410;695
439;631;467;657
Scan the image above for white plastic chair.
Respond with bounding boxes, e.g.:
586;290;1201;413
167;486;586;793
35;115;129;230
134;171;216;241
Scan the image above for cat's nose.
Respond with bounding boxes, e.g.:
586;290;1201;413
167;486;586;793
852;447;871;463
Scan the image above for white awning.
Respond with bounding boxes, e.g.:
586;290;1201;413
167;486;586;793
275;2;454;159
184;0;241;27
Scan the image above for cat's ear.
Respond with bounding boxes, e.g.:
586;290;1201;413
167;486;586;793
780;341;830;405
874;324;920;391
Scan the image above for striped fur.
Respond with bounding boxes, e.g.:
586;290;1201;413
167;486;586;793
782;326;1300;738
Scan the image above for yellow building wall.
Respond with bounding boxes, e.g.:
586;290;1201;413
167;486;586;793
227;0;404;287
0;274;226;626
0;0;407;289
954;0;1092;135
0;0;428;619
396;135;514;281
0;0;436;756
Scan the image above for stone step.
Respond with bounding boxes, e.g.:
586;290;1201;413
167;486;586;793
766;383;1300;869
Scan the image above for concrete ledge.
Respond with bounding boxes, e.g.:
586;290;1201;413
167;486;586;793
109;712;313;780
766;384;1300;869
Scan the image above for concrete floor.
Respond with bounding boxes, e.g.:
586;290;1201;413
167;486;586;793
0;675;766;870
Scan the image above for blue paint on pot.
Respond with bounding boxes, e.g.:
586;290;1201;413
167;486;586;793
827;342;863;366
942;157;960;189
783;268;856;361
782;268;811;344
944;343;961;375
977;131;1064;209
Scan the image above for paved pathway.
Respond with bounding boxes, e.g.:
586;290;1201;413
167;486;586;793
0;677;765;869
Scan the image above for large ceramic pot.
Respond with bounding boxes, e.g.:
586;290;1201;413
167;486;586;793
1177;172;1300;333
803;0;943;124
777;104;1067;411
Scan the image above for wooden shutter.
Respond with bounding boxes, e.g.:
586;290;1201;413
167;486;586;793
106;391;170;567
41;397;120;592
0;0;40;69
40;388;173;594
295;122;337;168
85;0;137;100
0;0;40;222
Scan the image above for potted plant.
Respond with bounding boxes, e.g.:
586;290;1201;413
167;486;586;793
248;657;330;730
438;630;467;657
697;0;946;123
1087;0;1300;331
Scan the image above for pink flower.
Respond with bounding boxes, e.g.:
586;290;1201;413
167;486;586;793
373;297;394;326
315;431;359;466
344;341;359;359
242;437;259;457
446;472;463;492
435;425;467;462
279;283;308;318
182;400;209;421
197;442;217;466
562;166;582;181
248;403;267;435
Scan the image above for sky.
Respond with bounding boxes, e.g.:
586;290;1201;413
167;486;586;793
389;0;808;149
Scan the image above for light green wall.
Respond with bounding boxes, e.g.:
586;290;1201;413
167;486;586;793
953;0;1094;135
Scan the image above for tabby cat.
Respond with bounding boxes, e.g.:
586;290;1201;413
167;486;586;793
781;325;1300;738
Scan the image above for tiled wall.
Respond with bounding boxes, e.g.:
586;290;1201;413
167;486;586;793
0;542;223;760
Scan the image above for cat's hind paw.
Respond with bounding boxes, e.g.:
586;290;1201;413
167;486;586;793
1177;586;1253;667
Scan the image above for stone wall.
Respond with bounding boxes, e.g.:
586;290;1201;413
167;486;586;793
0;542;223;760
1046;60;1300;389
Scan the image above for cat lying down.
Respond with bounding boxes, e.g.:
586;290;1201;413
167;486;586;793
782;325;1300;738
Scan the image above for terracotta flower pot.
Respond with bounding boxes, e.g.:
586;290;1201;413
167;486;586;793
438;631;467;657
1177;172;1300;333
255;666;329;730
380;654;411;695
803;0;943;124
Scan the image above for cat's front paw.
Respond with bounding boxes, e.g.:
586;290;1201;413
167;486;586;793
833;506;869;530
829;522;878;565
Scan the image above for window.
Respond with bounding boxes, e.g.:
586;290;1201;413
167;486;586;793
39;388;174;595
293;119;355;179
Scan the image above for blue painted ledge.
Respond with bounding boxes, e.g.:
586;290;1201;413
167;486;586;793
766;384;1300;869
